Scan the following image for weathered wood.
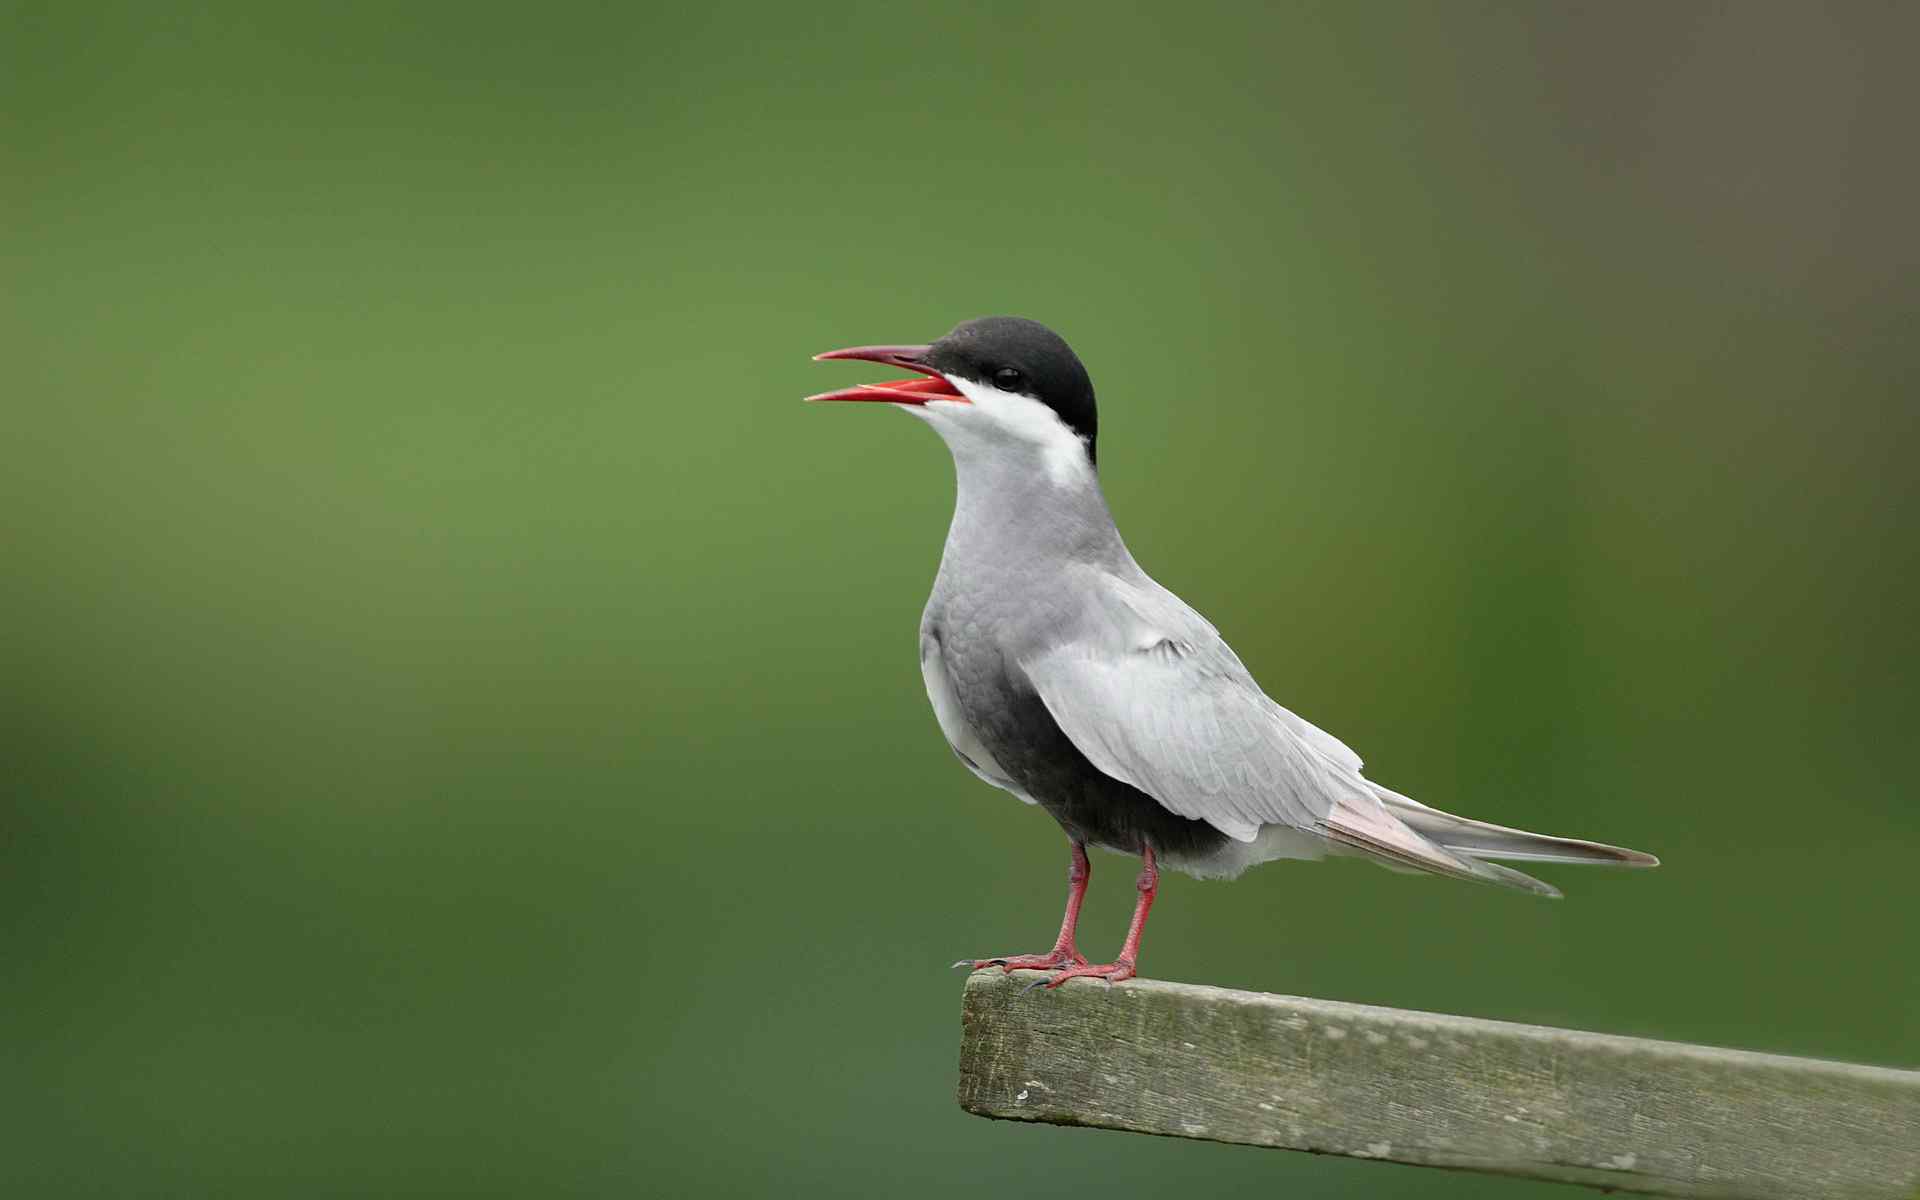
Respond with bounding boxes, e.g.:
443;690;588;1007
957;971;1920;1199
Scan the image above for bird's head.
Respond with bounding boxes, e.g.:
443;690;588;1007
810;316;1098;479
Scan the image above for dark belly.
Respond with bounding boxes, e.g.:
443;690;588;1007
969;665;1229;860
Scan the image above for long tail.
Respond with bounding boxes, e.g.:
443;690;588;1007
1314;784;1657;900
1372;785;1660;868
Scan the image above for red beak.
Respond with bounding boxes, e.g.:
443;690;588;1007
807;343;970;406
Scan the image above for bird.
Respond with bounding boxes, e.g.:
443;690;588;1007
807;316;1657;990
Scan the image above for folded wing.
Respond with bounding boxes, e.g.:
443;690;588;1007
1024;638;1353;841
1022;575;1570;896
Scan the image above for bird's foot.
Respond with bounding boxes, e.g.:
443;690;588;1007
1024;957;1137;991
951;950;1087;973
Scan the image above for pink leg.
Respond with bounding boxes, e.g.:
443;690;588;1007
1036;843;1157;989
955;841;1092;973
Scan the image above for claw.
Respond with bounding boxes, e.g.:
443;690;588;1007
951;951;1085;974
1032;960;1137;990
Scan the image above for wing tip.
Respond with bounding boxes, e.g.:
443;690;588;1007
1475;859;1564;898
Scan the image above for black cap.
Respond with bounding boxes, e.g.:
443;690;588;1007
923;317;1098;462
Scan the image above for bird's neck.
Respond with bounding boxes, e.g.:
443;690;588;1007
940;440;1133;574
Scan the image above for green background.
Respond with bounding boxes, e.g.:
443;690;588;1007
6;3;1916;1195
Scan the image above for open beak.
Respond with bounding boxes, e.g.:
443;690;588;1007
806;344;970;406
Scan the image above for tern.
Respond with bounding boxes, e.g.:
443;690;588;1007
809;316;1656;989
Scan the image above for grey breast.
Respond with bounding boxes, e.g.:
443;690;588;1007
919;537;1237;860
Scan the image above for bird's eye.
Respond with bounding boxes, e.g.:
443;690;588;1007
993;367;1024;391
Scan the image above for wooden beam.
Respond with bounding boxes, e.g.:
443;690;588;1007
957;971;1920;1199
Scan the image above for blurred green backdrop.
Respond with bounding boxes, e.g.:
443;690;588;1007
6;2;1917;1196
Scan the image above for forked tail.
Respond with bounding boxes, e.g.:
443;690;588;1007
1315;784;1658;899
1373;785;1660;868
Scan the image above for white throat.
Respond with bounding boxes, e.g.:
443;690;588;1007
907;375;1094;489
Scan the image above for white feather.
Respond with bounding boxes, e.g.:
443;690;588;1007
905;376;1093;489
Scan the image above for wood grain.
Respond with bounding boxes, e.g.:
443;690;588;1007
957;971;1920;1199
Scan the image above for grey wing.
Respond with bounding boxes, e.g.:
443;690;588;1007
1023;574;1551;892
1024;636;1367;841
1020;573;1373;842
